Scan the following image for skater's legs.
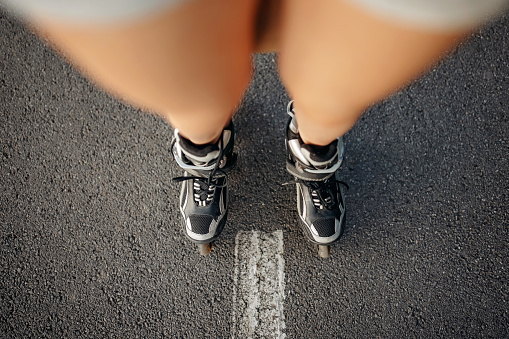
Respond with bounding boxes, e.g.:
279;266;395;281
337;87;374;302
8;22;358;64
278;0;469;146
33;0;258;145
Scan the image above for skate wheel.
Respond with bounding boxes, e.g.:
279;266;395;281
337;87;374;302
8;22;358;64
318;245;330;258
198;243;212;256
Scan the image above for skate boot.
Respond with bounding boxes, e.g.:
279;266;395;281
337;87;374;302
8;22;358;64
285;101;347;258
171;122;237;255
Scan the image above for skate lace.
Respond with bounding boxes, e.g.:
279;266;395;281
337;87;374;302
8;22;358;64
171;136;228;207
301;178;349;210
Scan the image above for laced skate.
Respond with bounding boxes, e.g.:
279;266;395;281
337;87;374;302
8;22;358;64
285;101;348;258
171;123;237;255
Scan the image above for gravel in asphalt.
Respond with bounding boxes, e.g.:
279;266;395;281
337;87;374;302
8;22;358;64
1;9;508;338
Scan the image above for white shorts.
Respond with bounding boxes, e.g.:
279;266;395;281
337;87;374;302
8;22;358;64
1;0;508;30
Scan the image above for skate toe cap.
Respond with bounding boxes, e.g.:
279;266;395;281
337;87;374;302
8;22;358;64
184;212;226;243
188;214;214;235
311;218;337;238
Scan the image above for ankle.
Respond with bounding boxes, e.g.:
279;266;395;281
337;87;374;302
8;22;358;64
176;129;222;146
188;133;222;146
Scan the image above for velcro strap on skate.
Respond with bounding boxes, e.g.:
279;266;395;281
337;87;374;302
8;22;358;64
173;148;237;179
286;160;337;182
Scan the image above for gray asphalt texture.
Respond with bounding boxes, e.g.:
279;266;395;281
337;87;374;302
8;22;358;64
1;9;508;338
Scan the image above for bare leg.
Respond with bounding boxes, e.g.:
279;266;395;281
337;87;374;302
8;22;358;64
278;0;469;146
34;0;258;144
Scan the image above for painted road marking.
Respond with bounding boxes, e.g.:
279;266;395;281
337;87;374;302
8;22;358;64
232;230;286;338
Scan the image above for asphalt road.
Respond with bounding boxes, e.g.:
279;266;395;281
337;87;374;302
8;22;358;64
1;9;508;338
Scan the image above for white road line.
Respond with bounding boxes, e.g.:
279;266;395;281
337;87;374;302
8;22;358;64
232;230;286;339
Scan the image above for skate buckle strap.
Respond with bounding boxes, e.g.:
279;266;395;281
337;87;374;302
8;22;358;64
286;158;341;182
303;161;341;175
172;150;217;173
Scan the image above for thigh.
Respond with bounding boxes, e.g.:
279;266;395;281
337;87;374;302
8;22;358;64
276;0;470;144
31;0;259;142
278;0;468;111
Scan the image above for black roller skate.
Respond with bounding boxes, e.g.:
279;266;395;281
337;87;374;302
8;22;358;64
285;101;347;258
171;122;237;255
